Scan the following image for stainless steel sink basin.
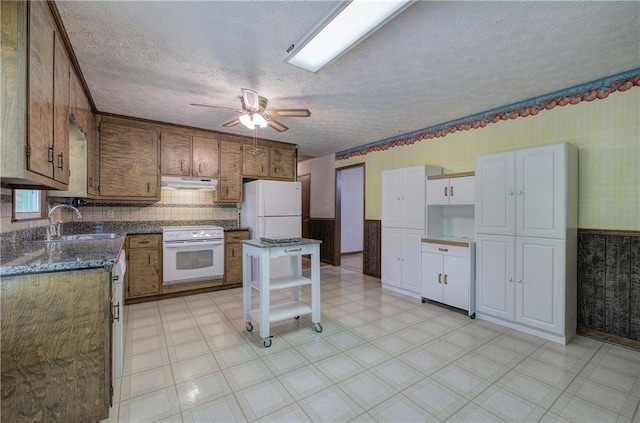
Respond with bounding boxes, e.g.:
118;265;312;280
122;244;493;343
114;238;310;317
39;233;119;242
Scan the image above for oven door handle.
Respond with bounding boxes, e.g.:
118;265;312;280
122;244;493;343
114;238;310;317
164;240;224;248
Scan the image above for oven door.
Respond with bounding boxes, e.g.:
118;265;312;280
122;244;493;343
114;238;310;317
162;239;224;285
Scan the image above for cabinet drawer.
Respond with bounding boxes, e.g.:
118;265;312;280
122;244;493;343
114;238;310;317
128;234;160;249
225;231;250;242
421;241;470;258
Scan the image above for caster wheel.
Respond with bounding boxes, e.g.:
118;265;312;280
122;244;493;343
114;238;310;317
263;338;272;348
246;322;253;332
314;323;323;333
295;316;300;320
470;313;476;320
421;298;427;304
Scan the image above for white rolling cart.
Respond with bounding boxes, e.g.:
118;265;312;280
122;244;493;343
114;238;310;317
242;238;323;347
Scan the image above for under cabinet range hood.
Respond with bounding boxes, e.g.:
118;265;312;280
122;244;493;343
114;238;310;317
161;176;217;190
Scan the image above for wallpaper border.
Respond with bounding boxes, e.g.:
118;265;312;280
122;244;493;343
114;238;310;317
336;69;640;161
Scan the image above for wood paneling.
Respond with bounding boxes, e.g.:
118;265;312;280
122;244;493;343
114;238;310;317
309;218;336;265
577;230;640;343
1;268;110;422
363;219;381;279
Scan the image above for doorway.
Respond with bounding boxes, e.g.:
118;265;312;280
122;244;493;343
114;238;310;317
298;173;310;238
335;164;365;273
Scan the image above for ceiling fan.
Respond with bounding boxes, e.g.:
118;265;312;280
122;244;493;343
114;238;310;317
191;88;311;132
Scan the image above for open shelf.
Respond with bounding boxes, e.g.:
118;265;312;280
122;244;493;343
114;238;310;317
249;275;311;292
249;301;312;324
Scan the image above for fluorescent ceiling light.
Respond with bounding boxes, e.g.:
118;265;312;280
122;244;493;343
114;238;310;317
286;0;413;73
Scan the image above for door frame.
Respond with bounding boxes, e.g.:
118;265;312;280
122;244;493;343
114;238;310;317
334;162;366;268
297;173;311;238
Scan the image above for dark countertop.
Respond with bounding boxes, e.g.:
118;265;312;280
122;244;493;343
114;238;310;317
0;235;126;277
242;238;322;248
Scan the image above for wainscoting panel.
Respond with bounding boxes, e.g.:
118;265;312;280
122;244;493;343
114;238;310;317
308;219;337;265
363;220;381;279
578;230;640;344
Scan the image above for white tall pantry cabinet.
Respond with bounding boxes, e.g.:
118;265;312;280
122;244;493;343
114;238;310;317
475;143;578;344
382;165;441;296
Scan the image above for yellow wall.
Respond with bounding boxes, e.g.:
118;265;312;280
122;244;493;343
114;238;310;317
338;90;640;230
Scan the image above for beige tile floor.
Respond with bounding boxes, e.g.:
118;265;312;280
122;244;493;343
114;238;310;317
113;266;640;422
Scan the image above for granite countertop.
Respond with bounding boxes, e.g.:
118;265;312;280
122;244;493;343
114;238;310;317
0;236;126;277
242;238;322;248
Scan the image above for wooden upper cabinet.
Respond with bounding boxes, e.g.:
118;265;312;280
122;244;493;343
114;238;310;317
27;0;56;180
270;143;296;180
192;135;219;178
98;123;160;200
218;140;242;202
160;131;191;176
53;31;70;184
242;139;270;178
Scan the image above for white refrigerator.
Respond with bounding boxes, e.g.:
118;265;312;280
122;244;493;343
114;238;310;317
241;180;302;279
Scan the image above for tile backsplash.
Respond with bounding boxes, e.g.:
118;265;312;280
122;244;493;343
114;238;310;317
0;187;239;234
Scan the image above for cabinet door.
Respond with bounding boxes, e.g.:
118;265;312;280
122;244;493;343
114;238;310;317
421;252;444;302
99;123;159;199
449;176;474;205
475;152;516;236
86;113;98;196
476;234;515;320
127;248;160;297
401;229;424;293
160;131;191;176
516;145;565;239
27;0;55;179
427;179;449;205
381;169;402;227
242;141;269;178
218;140;242;202
443;255;470;311
270;144;296;180
515;237;564;334
401;166;425;229
192;136;219;178
225;243;243;284
53;32;70;184
382;227;402;288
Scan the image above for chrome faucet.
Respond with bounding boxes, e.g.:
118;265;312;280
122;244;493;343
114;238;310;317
47;204;83;240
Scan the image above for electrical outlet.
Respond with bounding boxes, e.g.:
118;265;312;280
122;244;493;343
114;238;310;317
107;209;114;219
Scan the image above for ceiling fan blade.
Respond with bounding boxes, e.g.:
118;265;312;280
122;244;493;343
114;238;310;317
267;109;311;117
191;103;244;114
266;118;289;132
241;88;260;111
222;117;241;128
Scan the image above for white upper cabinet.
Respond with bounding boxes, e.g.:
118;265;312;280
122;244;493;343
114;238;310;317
476;143;574;239
475;152;516;236
427;174;475;205
382;165;441;229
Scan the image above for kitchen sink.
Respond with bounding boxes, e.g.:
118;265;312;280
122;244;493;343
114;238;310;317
39;233;120;242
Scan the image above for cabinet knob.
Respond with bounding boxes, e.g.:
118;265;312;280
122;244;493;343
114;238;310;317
518;279;523;284
517;190;523;195
450;186;454;196
508;278;513;283
444;186;448;197
438;273;442;283
438;247;448;252
444;274;448;284
508;191;514;196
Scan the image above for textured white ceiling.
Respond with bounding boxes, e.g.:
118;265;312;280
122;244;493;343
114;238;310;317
56;1;640;159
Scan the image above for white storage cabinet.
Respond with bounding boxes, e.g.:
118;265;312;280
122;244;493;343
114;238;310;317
421;240;476;317
381;165;441;296
427;174;475;206
475;142;578;344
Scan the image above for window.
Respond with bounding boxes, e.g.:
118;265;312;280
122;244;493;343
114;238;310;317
12;189;46;221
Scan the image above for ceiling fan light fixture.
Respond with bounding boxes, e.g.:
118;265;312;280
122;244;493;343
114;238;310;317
252;113;268;128
285;0;413;73
239;114;255;129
